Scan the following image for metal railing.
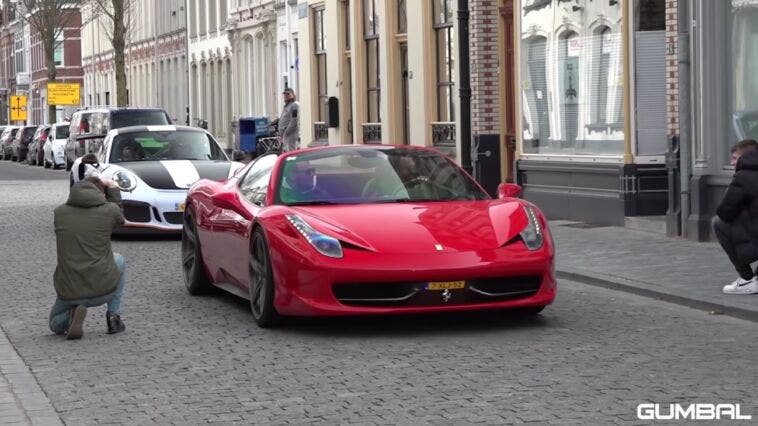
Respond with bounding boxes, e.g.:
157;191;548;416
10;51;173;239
314;122;328;143
362;123;382;144
432;121;456;157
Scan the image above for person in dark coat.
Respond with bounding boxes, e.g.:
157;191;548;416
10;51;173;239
714;139;758;294
50;176;127;339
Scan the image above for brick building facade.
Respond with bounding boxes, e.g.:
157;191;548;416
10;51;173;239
29;9;83;123
666;0;679;137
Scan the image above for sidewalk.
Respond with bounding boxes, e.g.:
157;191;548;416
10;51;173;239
0;327;61;426
550;220;758;322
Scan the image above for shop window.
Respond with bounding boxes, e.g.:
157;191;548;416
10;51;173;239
730;5;758;151
522;36;550;146
519;0;624;156
591;27;611;126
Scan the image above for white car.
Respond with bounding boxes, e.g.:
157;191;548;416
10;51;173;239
75;125;245;233
43;122;70;169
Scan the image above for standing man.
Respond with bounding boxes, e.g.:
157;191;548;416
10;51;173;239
714;139;758;294
279;88;300;152
50;176;127;339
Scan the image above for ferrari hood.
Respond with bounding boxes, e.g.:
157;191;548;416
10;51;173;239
292;200;530;254
118;160;232;189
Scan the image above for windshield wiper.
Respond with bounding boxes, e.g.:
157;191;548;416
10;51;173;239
286;201;342;206
372;197;463;203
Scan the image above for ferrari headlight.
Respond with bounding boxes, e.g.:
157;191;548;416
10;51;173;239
520;206;544;251
112;170;138;192
287;215;343;258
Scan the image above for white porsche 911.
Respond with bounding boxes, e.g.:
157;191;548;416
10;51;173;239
75;125;245;233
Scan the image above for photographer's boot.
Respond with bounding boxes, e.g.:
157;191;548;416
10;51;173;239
65;305;87;340
106;311;125;334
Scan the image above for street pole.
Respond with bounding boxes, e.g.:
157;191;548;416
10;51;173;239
458;0;472;174
153;0;159;107
678;0;691;239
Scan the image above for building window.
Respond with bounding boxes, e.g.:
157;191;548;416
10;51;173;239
433;0;455;122
314;7;328;122
54;33;64;67
365;0;380;123
344;0;352;50
398;0;407;34
14;34;24;73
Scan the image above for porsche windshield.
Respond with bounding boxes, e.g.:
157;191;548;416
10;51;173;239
109;130;226;163
276;148;490;205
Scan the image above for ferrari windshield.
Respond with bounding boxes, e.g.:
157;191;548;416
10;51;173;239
276;147;489;205
109;130;227;163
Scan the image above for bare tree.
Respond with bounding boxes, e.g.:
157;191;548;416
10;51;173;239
20;0;82;121
86;0;134;107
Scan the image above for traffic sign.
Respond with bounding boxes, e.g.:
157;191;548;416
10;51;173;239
10;95;27;121
47;83;80;106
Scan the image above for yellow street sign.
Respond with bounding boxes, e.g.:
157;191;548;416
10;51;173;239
47;83;80;106
10;95;27;121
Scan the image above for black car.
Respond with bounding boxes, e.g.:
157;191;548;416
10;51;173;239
26;125;51;166
1;126;19;160
65;107;172;170
10;126;37;162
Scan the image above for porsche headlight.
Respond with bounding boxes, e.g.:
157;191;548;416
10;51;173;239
112;170;138;192
287;215;343;258
520;206;544;251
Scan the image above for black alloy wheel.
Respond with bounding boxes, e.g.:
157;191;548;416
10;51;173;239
181;209;214;295
249;227;279;327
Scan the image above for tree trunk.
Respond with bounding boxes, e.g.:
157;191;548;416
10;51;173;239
45;44;57;122
113;0;128;107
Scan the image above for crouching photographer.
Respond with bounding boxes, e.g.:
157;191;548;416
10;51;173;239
50;176;127;340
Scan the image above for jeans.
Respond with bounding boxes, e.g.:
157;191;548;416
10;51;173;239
49;253;126;335
712;217;758;280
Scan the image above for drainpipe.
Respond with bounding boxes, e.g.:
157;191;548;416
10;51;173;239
458;0;472;174
678;0;691;238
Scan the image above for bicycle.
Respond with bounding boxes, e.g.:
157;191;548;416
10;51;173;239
255;121;282;157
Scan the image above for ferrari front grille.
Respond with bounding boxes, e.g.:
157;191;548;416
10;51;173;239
333;276;542;307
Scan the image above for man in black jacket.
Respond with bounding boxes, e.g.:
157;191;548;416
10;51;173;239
714;139;758;294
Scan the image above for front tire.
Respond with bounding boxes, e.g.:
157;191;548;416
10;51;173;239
249;227;279;327
181;209;214;295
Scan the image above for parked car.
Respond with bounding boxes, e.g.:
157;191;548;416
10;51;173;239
65;107;172;170
43;122;70;169
10;126;37;162
0;126;19;160
81;125;244;232
26;125;51;166
181;145;556;327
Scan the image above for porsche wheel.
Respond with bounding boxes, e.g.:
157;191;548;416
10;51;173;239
249;227;279;327
182;209;213;295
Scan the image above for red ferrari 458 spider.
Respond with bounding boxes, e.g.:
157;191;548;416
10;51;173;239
181;145;556;326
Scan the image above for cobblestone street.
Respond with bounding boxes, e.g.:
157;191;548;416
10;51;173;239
0;161;757;424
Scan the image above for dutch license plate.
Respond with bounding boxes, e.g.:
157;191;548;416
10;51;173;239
426;281;466;291
175;203;186;212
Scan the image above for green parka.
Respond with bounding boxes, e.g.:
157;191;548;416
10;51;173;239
53;181;125;300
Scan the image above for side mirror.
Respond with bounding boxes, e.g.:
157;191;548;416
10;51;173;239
497;183;522;199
